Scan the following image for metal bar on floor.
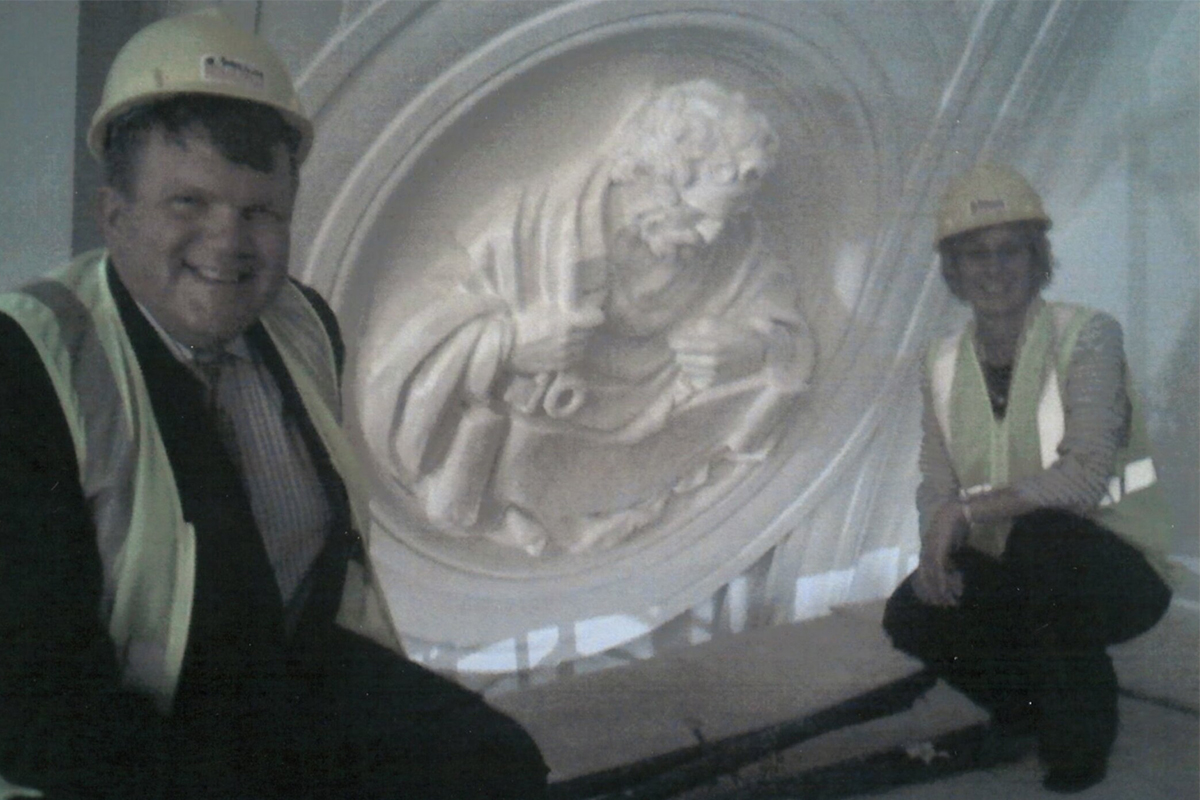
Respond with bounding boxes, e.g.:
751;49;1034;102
549;670;938;800
706;719;1034;799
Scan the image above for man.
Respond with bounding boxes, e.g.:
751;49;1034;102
0;10;548;799
363;80;815;555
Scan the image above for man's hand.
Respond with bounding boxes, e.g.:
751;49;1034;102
668;317;766;389
912;500;968;607
510;306;604;374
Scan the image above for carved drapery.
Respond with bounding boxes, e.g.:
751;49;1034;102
278;1;1195;683
359;79;816;560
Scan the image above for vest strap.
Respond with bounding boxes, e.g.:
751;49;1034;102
16;279;137;611
926;302;1170;572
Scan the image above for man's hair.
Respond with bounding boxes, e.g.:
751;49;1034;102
937;219;1054;301
610;80;779;191
102;95;302;196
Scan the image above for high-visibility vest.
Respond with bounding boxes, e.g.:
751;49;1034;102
0;250;375;712
927;299;1173;580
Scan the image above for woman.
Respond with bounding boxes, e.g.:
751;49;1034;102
883;163;1173;794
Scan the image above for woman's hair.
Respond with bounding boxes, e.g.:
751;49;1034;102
102;94;302;197
937;219;1054;301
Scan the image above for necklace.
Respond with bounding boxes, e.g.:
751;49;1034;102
981;362;1013;417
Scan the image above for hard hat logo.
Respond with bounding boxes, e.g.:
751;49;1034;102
202;55;267;90
936;163;1050;243
970;199;1007;216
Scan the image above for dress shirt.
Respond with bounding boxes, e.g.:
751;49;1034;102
139;306;333;606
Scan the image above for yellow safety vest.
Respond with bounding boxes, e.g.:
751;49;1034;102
0;250;385;714
927;300;1173;580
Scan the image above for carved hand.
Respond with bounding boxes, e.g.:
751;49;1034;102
668;316;766;389
912;500;968;607
510;305;605;374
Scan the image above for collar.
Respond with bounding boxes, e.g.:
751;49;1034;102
103;252;253;363
133;299;252;365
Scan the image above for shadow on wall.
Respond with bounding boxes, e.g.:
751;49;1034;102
1150;297;1200;568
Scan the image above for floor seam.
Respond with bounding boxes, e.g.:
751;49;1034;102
1118;687;1200;717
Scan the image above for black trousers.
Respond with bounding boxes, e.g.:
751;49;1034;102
883;509;1170;765
171;628;550;800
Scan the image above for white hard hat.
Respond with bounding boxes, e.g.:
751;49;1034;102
88;8;312;162
937;163;1050;243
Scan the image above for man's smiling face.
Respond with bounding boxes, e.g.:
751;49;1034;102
100;125;295;349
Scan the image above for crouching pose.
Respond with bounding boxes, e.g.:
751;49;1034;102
884;163;1172;794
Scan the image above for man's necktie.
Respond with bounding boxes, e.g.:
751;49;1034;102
193;351;242;467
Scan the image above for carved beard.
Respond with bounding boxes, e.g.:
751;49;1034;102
620;197;720;270
605;215;716;338
632;203;706;258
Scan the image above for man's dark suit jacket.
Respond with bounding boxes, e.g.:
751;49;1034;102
0;264;357;797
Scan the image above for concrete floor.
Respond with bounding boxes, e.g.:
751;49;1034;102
496;599;1199;800
868;599;1200;800
872;695;1198;800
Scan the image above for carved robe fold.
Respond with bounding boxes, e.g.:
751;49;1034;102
365;160;814;553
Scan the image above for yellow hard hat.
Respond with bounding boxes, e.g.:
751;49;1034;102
936;163;1050;243
87;8;312;162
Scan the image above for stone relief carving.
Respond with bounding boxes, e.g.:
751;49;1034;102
364;80;816;557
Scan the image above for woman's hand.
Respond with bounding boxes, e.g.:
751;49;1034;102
913;500;969;607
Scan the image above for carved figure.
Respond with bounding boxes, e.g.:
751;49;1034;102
365;80;815;556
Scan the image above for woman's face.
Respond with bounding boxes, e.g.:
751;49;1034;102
952;224;1042;319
